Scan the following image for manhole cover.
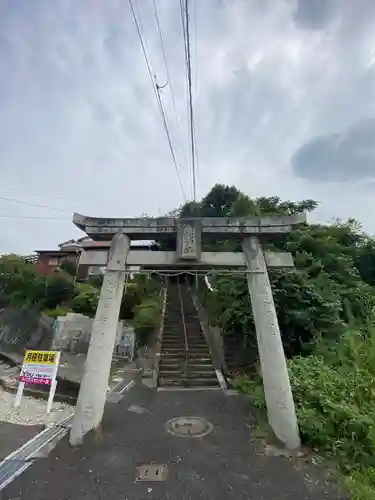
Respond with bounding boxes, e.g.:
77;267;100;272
165;417;213;438
136;464;168;482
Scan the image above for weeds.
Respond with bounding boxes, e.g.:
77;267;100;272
233;323;375;499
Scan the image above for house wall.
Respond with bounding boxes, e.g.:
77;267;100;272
36;254;58;275
36;252;81;277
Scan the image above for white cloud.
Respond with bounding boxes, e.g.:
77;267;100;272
0;0;375;255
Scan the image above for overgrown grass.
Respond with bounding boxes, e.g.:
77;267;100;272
233;324;375;500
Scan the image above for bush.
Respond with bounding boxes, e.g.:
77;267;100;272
71;284;99;317
43;271;75;309
133;296;161;346
59;259;77;278
43;306;70;318
233;325;375;499
120;282;142;319
288;355;375;471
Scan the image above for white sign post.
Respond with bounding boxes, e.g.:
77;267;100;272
14;350;61;413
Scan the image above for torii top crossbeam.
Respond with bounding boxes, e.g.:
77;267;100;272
73;213;306;241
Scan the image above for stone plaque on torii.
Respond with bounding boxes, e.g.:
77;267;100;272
70;213;305;450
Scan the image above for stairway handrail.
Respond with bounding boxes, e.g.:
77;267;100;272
177;280;189;362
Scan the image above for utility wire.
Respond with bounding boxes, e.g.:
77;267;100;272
192;0;200;184
151;0;187;167
128;0;187;202
0;215;70;220
179;0;192;199
181;0;197;201
0;187;79;206
185;0;197;201
0;194;71;213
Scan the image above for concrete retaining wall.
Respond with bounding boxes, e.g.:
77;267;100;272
53;313;133;357
0;308;54;357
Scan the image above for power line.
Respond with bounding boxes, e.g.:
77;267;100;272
179;0;193;199
184;0;197;201
151;0;187;168
0;194;71;213
192;0;200;184
181;0;197;201
0;187;79;206
128;0;187;202
0;215;70;220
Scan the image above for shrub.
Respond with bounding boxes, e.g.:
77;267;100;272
44;272;75;309
43;306;70;318
71;284;99;317
59;259;77;278
133;296;161;346
233;325;375;499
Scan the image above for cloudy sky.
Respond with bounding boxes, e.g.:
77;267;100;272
0;0;375;254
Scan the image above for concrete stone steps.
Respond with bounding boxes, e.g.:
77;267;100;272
163;332;205;338
162;334;204;340
158;282;218;389
162;340;208;347
159;370;217;383
158;376;218;387
162;346;208;352
162;348;210;355
162;332;204;338
160;357;212;364
159;362;214;371
162;353;211;359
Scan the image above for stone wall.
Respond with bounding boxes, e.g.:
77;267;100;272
0;308;54;356
53;313;133;357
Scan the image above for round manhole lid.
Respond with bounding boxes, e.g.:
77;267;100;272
165;417;213;438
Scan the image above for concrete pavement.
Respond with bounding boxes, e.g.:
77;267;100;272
3;384;345;499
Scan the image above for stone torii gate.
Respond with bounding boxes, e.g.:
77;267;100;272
69;213;305;450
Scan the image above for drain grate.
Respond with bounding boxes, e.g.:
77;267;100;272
165;417;213;438
136;464;168;482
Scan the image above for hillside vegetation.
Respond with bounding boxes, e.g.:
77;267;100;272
0;255;161;347
174;184;375;499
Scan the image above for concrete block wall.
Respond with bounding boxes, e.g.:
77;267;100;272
0;308;54;355
53;312;125;355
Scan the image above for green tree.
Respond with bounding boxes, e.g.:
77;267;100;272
43;271;75;309
71;283;99;317
171;184;375;360
0;255;47;308
59;259;78;278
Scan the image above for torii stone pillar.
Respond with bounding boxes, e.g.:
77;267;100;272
243;236;300;450
70;232;130;446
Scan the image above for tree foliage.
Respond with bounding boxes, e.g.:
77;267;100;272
178;184;375;498
58;259;77;278
0;255;74;310
173;184;375;359
0;256;163;329
70;283;100;317
234;325;375;499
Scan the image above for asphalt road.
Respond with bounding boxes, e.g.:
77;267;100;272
3;385;345;499
0;422;42;460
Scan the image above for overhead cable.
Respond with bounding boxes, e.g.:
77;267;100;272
151;0;187;166
0;187;79;206
128;0;187;202
180;0;197;200
0;194;71;213
0;215;70;220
